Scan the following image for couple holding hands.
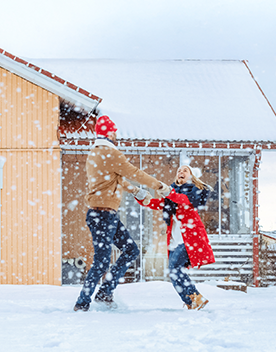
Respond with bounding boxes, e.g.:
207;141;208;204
74;116;215;312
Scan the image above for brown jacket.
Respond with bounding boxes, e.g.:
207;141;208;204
85;138;160;211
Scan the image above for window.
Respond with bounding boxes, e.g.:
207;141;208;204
220;155;251;234
188;153;252;235
117;149;254;281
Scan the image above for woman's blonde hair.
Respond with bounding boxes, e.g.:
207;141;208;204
175;165;210;190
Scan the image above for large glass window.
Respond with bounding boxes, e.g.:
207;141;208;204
141;153;179;280
117;150;253;282
221;155;251;234
118;153;180;281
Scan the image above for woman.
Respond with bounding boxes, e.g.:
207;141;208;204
136;165;215;310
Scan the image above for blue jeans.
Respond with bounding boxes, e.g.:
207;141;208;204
77;209;139;305
169;243;199;305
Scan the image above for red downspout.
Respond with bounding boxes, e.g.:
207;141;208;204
252;148;261;287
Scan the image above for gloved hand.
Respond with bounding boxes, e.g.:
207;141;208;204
133;187;152;205
141;192;153;205
157;182;171;198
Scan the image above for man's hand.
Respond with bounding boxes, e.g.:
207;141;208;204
133;187;153;205
157;182;171;198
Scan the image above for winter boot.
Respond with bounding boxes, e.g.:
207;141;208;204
186;293;209;310
94;290;118;309
73;302;90;312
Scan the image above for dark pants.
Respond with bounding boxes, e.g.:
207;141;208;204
77;209;139;305
168;243;199;305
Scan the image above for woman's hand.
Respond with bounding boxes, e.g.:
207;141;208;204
133;187;153;205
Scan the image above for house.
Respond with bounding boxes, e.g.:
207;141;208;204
0;49;101;285
1;50;276;286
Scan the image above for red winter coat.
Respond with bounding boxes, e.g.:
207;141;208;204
137;189;215;268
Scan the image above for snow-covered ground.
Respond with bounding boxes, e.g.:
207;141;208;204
1;281;275;352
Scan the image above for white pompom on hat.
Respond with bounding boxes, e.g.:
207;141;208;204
190;166;202;178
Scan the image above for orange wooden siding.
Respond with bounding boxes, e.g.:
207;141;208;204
0;67;62;285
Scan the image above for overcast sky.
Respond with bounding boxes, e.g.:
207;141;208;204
1;0;276;108
1;0;276;230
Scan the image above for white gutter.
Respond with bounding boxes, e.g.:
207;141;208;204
62;146;255;156
0;53;101;111
0;156;6;261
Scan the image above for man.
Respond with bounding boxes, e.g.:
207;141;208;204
74;115;170;312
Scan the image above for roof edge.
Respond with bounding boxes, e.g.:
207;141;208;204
242;60;276;117
0;48;102;111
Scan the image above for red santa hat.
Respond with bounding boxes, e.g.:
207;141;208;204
94;115;117;137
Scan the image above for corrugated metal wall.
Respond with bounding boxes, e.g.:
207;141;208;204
0;67;62;285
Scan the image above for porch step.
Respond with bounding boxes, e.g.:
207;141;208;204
189;235;253;284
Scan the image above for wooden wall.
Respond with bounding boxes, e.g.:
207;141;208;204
259;235;276;287
61;153;94;274
0;67;61;285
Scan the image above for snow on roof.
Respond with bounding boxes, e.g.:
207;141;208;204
19;59;276;141
0;49;102;110
261;231;276;241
